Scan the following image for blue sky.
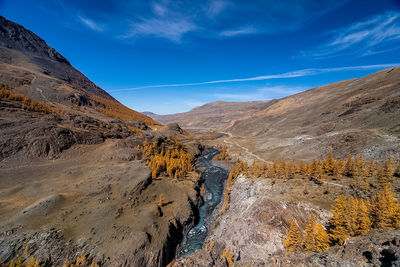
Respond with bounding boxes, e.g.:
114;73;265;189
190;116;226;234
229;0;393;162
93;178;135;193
1;0;400;114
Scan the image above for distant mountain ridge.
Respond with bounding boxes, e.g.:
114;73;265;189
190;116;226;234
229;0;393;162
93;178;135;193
147;100;273;130
150;68;400;161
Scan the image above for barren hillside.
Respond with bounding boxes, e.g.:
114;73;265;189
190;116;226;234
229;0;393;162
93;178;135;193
146;100;272;130
225;67;400;161
0;16;203;267
0;16;157;125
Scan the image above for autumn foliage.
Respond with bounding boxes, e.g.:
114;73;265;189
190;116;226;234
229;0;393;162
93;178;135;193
219;160;248;214
283;220;302;252
7;257;39;267
91;95;160;125
284;213;329;253
138;137;194;179
220;245;234;266
285;184;400;253
228;153;397;191
157;194;165;207
329;184;400;244
0;85;61;114
215;145;232;160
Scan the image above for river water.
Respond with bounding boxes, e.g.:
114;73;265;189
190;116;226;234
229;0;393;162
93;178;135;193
176;148;229;257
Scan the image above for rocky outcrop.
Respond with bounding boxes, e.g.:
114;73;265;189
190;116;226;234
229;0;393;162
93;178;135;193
282;229;400;266
173;175;400;267
0;100;148;162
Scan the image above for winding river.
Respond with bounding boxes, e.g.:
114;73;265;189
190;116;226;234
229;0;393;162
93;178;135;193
176;148;229;257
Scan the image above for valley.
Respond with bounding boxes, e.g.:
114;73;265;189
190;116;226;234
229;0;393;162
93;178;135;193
0;12;400;267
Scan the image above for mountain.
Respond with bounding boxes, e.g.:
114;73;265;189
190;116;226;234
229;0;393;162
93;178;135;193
225;67;400;161
0;15;162;161
156;68;400;161
0;15;157;125
148;100;273;130
0;16;202;267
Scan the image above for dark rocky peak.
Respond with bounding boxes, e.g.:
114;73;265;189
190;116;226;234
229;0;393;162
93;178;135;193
0;16;70;65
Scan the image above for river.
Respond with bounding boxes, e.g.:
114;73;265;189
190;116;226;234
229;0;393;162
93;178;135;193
176;148;229;257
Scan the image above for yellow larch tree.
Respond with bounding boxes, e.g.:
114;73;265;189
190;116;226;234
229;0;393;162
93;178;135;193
75;254;85;267
302;212;330;252
314;223;330;252
346;197;359;236
221;245;234;266
284;220;302;252
329;195;351;245
370;184;400;229
368;160;376;178
355;199;371;235
333;159;345;178
344;155;356;177
26;258;39;267
357;155;368;177
324;153;336;175
311;160;323;183
303;212;317;252
299;160;307;175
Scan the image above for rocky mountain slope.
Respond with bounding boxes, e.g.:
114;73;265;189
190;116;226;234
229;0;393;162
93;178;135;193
145;100;272;130
0;15;157;125
0;16;205;267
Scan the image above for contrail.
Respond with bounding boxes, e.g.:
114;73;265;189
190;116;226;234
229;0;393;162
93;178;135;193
108;63;399;92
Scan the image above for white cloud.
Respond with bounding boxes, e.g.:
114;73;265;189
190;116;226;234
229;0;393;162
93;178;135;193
206;0;229;18
300;11;400;58
108;63;399;92
213;93;262;101
78;15;103;32
151;2;169;17
219;25;258;37
183;100;207;108
124;17;197;42
213;85;307;101
47;0;350;41
258;85;305;96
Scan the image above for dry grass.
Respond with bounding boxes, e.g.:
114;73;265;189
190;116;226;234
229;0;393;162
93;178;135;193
0;84;62;114
91;95;160;126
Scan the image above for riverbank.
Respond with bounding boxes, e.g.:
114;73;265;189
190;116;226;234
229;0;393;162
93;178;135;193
175;148;229;259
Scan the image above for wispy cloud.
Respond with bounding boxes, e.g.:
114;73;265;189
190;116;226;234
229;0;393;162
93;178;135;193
78;15;104;32
213;93;261;101
124;17;197;42
48;0;349;42
206;0;229;18
258;86;304;96
213;85;307;101
219;25;258;37
183;99;207;108
108;63;399;92
300;11;400;58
